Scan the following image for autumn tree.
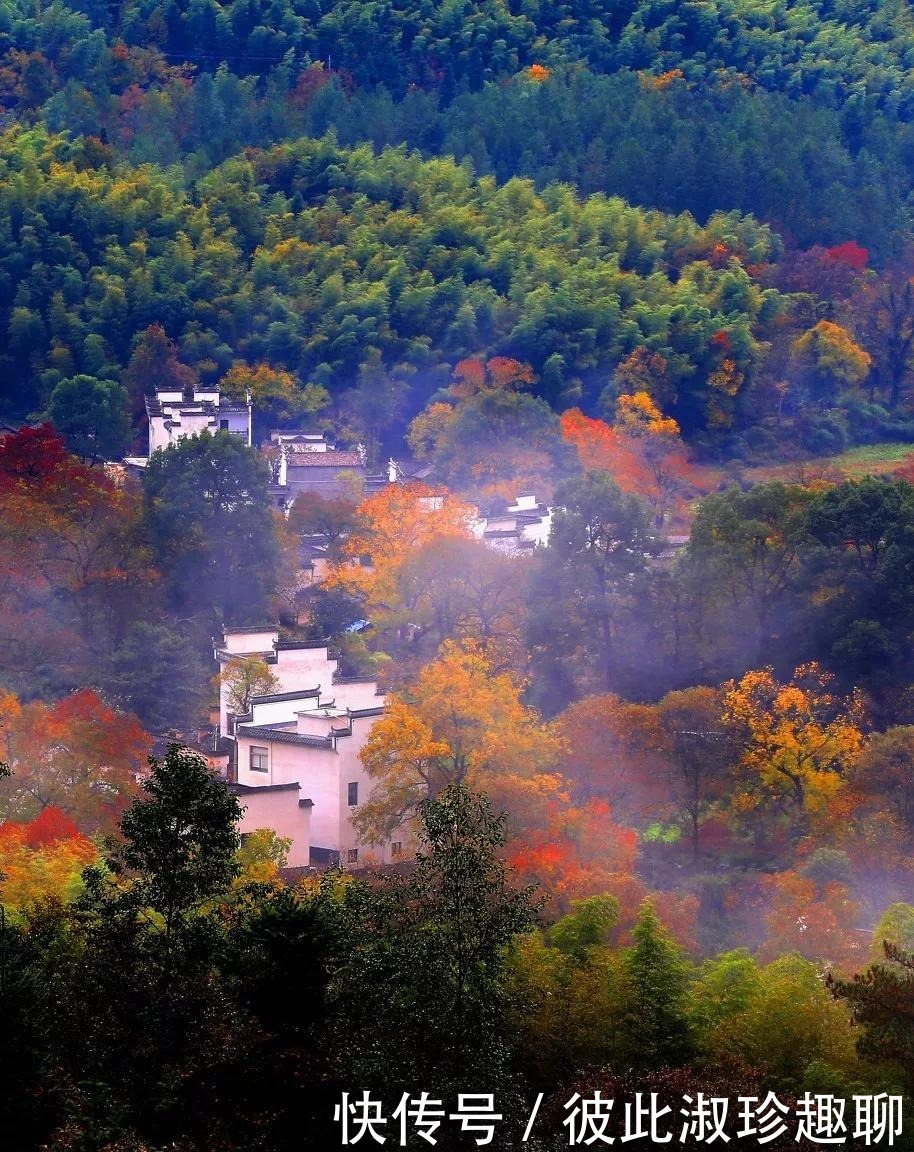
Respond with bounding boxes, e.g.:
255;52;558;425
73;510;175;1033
614;391;704;528
0;807;97;910
553;693;669;820
450;356;535;398
219;361;330;430
758;865;862;968
0;423;68;485
326;481;474;633
0;424;156;690
791;320;872;405
0;689;150;833
219;655;281;716
561;406;653;499
356;640;565;842
287;489;358;550
122;324;198;433
722;663;864;838
406;401;459;462
505;799;642;916
612;347;675;410
561;400;702;529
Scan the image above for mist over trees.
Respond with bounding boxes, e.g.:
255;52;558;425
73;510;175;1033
6;0;914;1147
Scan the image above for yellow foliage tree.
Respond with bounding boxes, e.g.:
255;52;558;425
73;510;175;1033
405;401;457;461
791;320;872;400
219;362;330;421
615;391;681;439
218;656;281;717
233;827;290;889
722;663;864;831
0;807;98;911
356;641;567;842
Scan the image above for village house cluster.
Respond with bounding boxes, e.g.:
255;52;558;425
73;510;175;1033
121;383;557;865
214;627;393;869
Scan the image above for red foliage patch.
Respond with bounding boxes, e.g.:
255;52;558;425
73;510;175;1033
826;240;869;272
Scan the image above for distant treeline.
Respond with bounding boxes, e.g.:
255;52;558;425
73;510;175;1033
0;128;783;438
0;1;913;258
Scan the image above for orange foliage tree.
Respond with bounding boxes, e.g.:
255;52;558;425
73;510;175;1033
614;392;705;526
325;482;474;630
561;397;704;528
356;640;566;842
553;693;670;821
506;799;642;916
0;806;97;910
505;800;699;947
0;689;150;833
757;868;864;970
451;356;535;398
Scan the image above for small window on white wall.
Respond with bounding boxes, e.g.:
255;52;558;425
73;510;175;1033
347;848;358;864
347;781;358;806
391;842;402;859
250;746;268;772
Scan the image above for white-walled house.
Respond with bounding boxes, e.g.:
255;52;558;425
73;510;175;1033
230;782;313;868
469;494;553;554
214;627;403;868
123;386;253;472
147;386;251;454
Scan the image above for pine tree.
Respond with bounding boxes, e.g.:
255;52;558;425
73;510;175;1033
619;899;694;1070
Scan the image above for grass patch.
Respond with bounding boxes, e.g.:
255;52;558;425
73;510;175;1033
825;442;914;475
740;441;914;486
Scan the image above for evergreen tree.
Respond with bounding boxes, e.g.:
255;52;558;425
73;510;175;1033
46;374;130;462
142;430;279;629
829;945;914;1090
332;786;538;1125
619;899;694;1071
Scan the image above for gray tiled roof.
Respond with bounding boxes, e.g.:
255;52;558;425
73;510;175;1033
236;725;334;749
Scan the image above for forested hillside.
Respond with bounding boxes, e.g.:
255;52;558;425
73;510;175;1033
0;128;784;438
6;2;914;1149
3;0;914;458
